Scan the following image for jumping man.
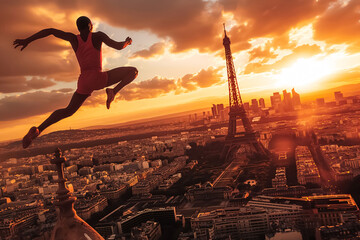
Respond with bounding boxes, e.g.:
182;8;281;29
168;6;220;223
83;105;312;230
13;16;138;148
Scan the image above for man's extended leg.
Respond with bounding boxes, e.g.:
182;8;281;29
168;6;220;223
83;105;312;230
38;92;89;132
105;66;138;109
23;92;89;148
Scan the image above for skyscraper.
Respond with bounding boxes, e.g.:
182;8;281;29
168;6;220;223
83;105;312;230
251;99;259;111
270;92;282;111
292;88;301;106
283;90;293;111
217;104;224;113
211;104;217;117
259;98;265;108
334;91;343;101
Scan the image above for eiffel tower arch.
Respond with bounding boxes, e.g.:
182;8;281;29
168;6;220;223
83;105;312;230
220;24;268;161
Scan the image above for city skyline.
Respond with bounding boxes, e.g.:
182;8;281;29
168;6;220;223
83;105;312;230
3;93;360;239
2;0;360;141
0;86;355;143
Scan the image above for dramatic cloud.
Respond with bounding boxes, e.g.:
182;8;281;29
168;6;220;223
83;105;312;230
221;0;335;43
0;91;72;121
313;0;360;52
120;77;177;101
0;76;56;93
56;88;74;93
0;0;224;96
121;66;224;100
244;44;322;74
248;45;278;62
131;42;166;59
0;0;353;94
178;67;225;91
0;1;79;84
76;0;224;53
2;0;360;123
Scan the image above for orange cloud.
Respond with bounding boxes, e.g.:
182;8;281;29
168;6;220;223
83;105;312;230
248;45;278;62
244;44;322;74
0;1;79;85
0;0;349;92
2;0;360;116
0;76;56;93
314;0;360;52
221;0;335;42
0;91;72;121
1;0;224;95
121;66;224;100
120;77;177;101
131;42;166;59
79;0;224;53
178;67;225;90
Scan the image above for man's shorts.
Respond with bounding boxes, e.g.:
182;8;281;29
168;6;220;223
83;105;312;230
76;70;108;95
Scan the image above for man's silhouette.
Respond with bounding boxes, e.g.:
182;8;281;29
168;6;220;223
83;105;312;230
14;16;138;148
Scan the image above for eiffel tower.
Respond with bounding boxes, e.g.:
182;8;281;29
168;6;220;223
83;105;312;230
221;24;267;161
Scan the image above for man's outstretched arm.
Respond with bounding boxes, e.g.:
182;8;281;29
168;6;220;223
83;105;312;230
14;28;76;51
98;31;132;50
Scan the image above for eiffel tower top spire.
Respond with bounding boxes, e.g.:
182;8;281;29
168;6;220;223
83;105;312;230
222;24;244;112
223;24;230;50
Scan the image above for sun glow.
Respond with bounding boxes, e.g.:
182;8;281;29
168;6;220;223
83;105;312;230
31;7;66;24
275;57;336;90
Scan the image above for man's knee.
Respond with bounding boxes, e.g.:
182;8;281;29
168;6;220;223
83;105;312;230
130;67;138;78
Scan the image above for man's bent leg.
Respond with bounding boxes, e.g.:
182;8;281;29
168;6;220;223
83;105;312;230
106;66;138;94
105;66;138;109
37;92;89;133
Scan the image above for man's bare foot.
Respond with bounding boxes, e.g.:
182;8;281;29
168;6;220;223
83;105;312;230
22;126;39;149
106;88;115;109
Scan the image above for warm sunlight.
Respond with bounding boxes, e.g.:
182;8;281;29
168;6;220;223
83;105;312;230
275;57;336;90
3;0;360;143
5;2;360;240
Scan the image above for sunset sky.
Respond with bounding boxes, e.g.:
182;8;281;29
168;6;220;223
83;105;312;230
1;0;360;142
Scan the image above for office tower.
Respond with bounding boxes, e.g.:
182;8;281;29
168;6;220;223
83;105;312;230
211;104;217;116
217;104;224;114
283;90;293;111
334;91;343;101
259;98;265;108
251;98;259;111
292;88;301;106
270;92;282;109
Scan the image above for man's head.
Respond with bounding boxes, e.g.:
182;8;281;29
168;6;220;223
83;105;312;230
76;16;92;32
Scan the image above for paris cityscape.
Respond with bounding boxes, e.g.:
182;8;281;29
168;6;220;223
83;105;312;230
2;1;360;240
2;84;360;240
